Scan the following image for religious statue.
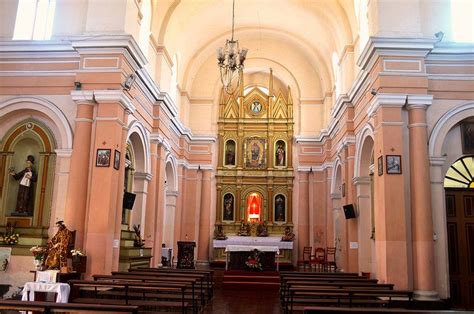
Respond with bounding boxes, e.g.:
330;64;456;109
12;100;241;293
213;224;227;240
43;221;73;270
275;143;285;166
223;194;234;221
275;195;285;222
238;220;250;236
257;221;269;237
9;155;37;216
281;226;295;241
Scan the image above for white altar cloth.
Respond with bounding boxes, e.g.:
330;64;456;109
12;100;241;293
225;245;280;253
213;236;293;250
21;282;70;303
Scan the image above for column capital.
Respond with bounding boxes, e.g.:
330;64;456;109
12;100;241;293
54;148;73;157
93;90;136;114
135;172;153;181
353;176;371;185
70;90;94;104
367;93;407;117
150;133;171;152
406;94;433;110
430;156;447;166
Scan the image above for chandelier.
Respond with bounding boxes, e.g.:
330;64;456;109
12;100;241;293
217;0;248;94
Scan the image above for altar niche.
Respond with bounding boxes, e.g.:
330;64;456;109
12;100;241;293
247;192;262;223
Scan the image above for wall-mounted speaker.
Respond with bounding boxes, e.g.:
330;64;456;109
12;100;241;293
343;204;356;219
123;192;136;210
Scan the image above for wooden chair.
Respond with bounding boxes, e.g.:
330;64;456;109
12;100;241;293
325;247;337;272
296;247;312;270
310;247;326;272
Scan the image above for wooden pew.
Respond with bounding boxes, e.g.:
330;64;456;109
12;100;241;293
0;300;139;313
94;273;202;312
287;287;413;314
133;267;214;300
68;279;189;314
303;307;464;314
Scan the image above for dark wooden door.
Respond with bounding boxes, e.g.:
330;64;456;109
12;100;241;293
446;188;474;309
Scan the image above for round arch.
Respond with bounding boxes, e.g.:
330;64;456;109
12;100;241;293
0;96;73;150
354;123;375;178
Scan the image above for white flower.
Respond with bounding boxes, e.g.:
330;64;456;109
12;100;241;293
71;249;84;256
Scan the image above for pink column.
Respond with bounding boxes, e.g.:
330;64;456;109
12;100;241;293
371;94;409;289
298;171;310;259
197;169;211;261
152;143;167;266
64;91;94;249
144;141;158;252
345;144;359;273
83;90;130;277
407;96;437;300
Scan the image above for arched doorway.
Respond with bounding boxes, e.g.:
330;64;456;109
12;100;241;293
355;130;376;278
444;155;474;309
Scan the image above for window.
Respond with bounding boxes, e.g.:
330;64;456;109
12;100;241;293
13;0;56;40
451;0;474;43
444;156;474;188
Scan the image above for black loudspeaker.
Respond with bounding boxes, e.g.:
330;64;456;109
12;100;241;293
343;204;356;219
123;192;136;210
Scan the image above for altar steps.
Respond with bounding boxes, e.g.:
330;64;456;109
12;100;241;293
222;271;280;290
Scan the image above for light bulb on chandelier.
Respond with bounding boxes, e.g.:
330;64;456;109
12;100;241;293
217;0;248;95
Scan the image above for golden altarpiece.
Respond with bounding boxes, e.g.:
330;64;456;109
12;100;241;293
213;70;295;263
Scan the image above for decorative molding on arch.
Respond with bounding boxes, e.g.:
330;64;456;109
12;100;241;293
330;157;343;194
0;96;73;150
429;101;474;157
127;120;151;174
164;153;178;192
354;123;375;178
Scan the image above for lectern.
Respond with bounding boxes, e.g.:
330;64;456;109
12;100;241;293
177;241;196;269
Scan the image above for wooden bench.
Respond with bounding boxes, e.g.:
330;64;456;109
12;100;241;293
281;281;394;304
94;273;202;312
133;267;214;300
280;276;381;302
286;287;413;314
0;300;139;313
303;306;464;314
68;279;189;313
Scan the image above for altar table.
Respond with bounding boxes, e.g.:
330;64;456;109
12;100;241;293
21;282;70;303
214;236;293;250
224;245;280;271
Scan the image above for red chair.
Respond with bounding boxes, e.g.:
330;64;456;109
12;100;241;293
325;247;337;272
296;246;312;270
310;247;326;272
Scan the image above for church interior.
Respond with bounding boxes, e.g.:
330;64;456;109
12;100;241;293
0;0;473;312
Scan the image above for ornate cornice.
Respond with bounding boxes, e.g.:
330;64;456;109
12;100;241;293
93;90;136;114
367;93;407;117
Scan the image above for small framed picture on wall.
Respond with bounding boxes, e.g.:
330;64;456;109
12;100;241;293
378;156;383;176
96;149;111;167
113;150;121;170
386;155;402;174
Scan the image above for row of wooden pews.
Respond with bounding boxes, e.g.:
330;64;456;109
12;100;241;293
0;300;139;313
68;267;214;313
279;271;413;313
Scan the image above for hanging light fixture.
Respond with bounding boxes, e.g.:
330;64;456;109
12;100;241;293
217;0;248;94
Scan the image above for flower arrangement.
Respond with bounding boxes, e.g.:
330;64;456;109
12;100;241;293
1;223;19;245
245;249;263;271
71;249;84;256
30;246;47;261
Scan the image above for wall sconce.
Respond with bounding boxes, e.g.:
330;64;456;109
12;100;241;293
74;81;82;90
123;74;136;91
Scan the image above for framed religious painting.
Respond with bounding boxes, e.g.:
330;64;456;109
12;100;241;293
113;150;121;170
96;149;111;167
244;137;266;169
386;155;402;174
378;156;383;176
